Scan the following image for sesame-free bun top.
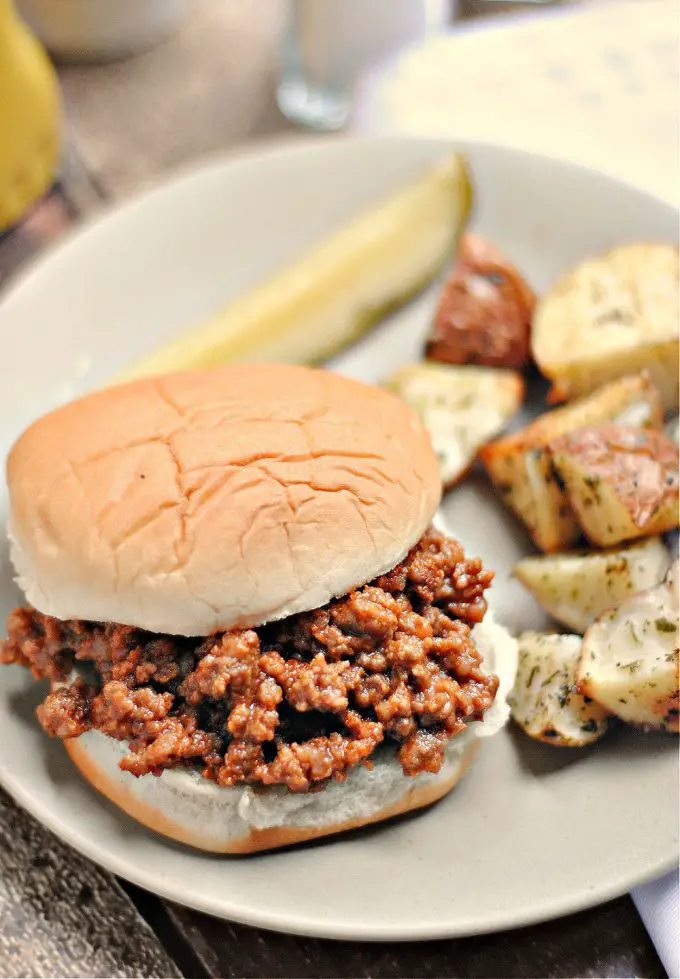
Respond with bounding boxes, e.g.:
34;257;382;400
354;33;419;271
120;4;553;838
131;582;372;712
8;364;441;636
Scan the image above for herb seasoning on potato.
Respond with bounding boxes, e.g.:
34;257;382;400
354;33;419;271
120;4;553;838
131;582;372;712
548;424;679;547
532;243;679;411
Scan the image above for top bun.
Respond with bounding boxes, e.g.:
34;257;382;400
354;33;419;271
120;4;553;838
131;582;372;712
8;364;440;636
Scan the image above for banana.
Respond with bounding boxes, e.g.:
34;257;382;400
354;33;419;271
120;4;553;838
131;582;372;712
0;0;60;231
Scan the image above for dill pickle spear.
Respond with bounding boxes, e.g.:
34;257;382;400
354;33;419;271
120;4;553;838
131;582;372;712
115;154;472;382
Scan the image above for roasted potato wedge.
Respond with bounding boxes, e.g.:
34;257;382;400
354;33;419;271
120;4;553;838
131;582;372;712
514;537;671;633
479;373;663;552
549;424;679;547
577;562;679;731
532;243;679;411
509;632;609;746
426;233;535;370
383;363;523;488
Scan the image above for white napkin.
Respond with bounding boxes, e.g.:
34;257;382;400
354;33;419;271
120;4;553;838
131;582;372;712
352;2;679;971
632;871;680;979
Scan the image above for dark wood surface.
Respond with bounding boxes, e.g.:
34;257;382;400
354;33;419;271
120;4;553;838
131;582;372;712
0;773;667;979
0;788;180;979
0;3;668;977
162;898;665;979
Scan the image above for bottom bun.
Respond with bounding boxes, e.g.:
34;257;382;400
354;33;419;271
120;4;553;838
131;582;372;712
61;615;518;854
65;734;478;854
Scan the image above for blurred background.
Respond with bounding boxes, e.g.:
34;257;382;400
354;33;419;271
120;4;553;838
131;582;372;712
1;0;677;279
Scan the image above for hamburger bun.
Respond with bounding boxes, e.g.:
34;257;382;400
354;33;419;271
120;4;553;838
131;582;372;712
64;730;479;853
7;364;441;636
58;615;518;853
6;363;517;854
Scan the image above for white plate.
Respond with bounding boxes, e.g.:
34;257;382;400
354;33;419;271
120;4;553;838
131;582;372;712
0;138;677;941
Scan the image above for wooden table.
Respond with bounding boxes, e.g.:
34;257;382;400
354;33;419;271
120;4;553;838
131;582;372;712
0;3;668;976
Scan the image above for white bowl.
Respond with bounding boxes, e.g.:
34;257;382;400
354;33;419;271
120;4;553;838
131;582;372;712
17;0;187;61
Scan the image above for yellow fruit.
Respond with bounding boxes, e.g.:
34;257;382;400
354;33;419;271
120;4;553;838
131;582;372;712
115;155;472;382
0;0;61;231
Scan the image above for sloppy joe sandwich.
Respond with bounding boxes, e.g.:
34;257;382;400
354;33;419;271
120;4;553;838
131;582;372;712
1;363;516;852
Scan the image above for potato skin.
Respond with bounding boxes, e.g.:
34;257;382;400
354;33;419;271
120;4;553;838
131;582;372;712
548;424;679;547
426;234;535;370
479;373;664;552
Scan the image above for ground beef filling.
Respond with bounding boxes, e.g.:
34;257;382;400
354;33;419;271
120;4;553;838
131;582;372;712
1;529;498;792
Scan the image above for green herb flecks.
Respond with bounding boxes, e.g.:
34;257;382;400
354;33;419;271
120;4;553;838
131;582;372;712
655;617;677;634
556;682;572;709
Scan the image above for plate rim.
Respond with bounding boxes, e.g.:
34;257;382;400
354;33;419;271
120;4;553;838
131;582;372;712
0;742;677;942
1;134;677;318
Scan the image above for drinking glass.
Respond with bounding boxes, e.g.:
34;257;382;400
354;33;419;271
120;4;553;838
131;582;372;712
277;0;450;131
